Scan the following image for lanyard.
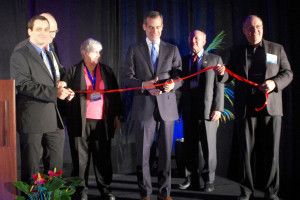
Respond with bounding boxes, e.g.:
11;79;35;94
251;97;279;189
85;64;98;90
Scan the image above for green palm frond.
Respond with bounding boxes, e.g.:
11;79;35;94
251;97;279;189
220;109;235;123
205;30;226;53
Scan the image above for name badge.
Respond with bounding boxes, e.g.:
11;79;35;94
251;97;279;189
266;53;277;64
90;93;101;102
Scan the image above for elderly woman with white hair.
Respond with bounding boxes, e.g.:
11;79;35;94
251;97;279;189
63;38;121;200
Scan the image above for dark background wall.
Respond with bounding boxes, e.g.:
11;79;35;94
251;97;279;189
1;0;299;199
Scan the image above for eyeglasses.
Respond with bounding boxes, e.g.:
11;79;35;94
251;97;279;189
246;25;263;31
49;29;59;34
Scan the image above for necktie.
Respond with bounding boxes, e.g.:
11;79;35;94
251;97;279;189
191;54;198;80
41;50;54;80
46;44;60;81
151;42;158;72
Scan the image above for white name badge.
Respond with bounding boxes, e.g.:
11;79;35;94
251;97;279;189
266;53;277;64
90;93;101;102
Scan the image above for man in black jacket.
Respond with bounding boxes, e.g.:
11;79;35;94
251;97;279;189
214;15;293;200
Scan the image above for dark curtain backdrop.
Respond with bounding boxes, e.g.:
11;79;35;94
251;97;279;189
1;0;300;199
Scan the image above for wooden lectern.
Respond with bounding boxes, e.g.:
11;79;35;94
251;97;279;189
0;80;17;199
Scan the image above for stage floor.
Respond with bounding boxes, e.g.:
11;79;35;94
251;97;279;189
65;164;270;200
17;161;284;200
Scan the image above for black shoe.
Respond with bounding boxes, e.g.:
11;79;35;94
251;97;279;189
72;191;87;200
100;192;116;200
178;178;200;190
203;183;214;192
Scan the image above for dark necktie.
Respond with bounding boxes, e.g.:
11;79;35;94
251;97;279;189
41;50;54;80
191;54;198;80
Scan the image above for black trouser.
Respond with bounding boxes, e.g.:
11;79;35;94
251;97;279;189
183;118;218;184
237;115;281;196
69;119;112;195
20;129;65;182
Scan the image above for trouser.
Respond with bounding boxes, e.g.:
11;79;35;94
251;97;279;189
20;129;65;182
69;119;113;195
134;109;174;198
183;118;218;184
237;116;281;196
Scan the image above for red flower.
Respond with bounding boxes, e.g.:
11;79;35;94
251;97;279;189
48;168;63;180
32;173;48;185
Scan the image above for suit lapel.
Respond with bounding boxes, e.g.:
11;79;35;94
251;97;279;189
138;41;154;75
201;52;209;68
242;45;248;78
156;41;165;74
262;40;273;79
46;50;57;85
26;42;56;82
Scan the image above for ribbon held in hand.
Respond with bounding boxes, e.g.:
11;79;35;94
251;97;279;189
73;65;268;112
224;67;268;111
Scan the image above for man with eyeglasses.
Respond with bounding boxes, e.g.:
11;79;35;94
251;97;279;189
214;15;293;200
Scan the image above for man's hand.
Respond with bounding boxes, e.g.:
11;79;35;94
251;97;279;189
213;64;225;76
163;79;175;92
114;116;121;131
148;88;162;96
66;89;75;101
143;77;159;90
57;87;71;100
211;111;221;121
57;81;67;88
258;80;276;93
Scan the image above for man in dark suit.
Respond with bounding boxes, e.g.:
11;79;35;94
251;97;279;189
214;15;293;200
10;15;74;182
124;11;182;200
177;30;224;192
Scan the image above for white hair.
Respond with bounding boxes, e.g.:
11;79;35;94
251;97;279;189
80;38;103;58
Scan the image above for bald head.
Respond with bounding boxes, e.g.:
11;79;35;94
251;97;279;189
242;15;263;46
40;13;58;43
189;30;206;54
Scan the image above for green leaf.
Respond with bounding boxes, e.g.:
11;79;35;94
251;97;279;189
13;181;31;194
205;30;226;53
16;197;26;200
64;177;84;187
61;192;72;200
47;177;66;191
54;189;62;200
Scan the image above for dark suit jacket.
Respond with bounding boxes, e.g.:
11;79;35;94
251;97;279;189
124;40;183;121
10;41;63;133
63;61;122;139
180;52;224;120
221;39;293;118
14;39;66;79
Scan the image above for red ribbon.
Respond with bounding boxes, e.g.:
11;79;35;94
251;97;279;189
74;66;268;111
224;68;268;111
